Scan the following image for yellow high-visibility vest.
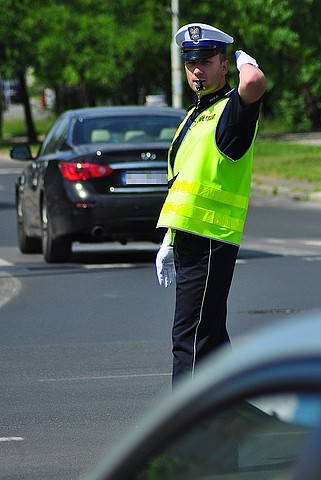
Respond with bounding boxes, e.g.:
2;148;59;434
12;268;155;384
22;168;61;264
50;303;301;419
157;97;258;246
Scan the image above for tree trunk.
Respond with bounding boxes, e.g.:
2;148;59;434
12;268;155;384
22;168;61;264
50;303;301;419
79;75;88;107
0;82;4;139
18;71;38;143
0;105;3;140
302;85;321;130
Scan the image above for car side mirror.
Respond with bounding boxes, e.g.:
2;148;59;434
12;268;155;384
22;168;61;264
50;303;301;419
10;144;34;161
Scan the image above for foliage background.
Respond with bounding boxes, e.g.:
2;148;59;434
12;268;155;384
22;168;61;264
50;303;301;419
0;0;320;140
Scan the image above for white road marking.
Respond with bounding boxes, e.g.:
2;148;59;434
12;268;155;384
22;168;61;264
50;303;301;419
0;258;14;267
73;241;157;252
303;240;321;246
242;236;321;256
0;437;24;442
84;263;136;269
0;168;22;174
266;238;284;244
38;372;171;382
0;272;21;308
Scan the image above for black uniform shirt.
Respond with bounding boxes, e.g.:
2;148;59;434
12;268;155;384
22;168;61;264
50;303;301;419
216;85;262;161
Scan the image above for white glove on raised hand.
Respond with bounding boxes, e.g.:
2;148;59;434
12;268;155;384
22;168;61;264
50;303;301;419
155;232;175;288
235;50;259;71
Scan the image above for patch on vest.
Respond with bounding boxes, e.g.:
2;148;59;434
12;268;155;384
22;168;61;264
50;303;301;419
192;111;216;126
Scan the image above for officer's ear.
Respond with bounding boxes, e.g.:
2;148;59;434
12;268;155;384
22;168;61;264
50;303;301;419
221;59;229;75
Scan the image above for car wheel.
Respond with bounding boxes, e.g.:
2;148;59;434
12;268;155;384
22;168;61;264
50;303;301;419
41;198;71;263
16;198;42;253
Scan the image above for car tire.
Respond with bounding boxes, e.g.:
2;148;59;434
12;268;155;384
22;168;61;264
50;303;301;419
16;198;42;254
41;198;72;263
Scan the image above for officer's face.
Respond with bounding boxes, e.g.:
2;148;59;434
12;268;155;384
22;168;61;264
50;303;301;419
184;54;229;95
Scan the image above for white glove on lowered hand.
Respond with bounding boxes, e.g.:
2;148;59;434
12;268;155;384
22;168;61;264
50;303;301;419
155;233;175;288
235;50;259;71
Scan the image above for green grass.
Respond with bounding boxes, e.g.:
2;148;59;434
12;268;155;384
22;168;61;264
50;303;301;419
0;113;56;156
2;114;56;139
253;140;321;183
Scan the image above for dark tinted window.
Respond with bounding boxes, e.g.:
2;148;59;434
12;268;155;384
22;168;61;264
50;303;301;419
71;115;182;145
132;393;321;480
41;116;69;155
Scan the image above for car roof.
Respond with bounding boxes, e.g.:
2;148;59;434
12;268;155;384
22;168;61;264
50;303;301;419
63;105;186;118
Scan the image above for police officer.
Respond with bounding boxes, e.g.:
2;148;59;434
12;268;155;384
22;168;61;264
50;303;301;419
156;23;266;386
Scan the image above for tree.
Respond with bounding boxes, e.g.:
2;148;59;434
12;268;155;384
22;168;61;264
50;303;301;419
1;0;321;136
180;0;321;131
0;0;42;141
31;0;171;110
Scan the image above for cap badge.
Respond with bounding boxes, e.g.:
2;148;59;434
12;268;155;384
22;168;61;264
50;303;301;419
188;26;202;43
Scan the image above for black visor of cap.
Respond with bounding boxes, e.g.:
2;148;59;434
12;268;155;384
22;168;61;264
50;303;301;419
181;46;223;61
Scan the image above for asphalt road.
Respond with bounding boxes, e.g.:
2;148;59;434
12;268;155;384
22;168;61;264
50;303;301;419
1;160;321;479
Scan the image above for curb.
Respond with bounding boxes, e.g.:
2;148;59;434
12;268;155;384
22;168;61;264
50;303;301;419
252;174;321;203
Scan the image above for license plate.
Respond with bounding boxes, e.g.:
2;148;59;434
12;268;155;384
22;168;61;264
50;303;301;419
123;171;167;185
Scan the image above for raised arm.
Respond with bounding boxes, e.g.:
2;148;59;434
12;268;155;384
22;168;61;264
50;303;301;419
236;50;266;106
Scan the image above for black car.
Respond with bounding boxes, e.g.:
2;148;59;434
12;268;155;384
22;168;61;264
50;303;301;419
10;106;185;263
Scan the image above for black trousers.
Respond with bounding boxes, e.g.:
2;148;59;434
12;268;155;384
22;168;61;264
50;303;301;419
172;231;239;386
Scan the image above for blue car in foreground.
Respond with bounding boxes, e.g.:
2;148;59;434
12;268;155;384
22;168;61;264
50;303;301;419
82;314;321;480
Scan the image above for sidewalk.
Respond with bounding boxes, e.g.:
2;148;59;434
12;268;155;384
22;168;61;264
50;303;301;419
260;132;321;145
252;174;321;202
252;132;321;202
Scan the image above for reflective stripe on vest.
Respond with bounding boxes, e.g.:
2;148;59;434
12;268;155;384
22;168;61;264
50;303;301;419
160;202;245;233
168;180;249;210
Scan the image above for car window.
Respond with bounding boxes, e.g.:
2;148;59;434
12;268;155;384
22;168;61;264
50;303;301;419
71;115;183;145
132;393;321;480
41;116;70;155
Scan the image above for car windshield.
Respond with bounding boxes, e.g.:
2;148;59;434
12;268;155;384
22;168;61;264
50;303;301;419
71;115;182;145
130;393;321;480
